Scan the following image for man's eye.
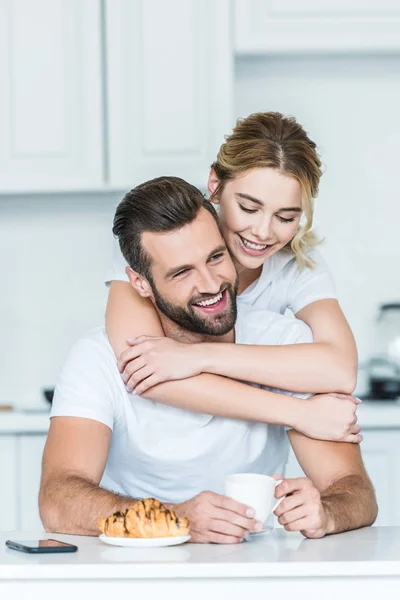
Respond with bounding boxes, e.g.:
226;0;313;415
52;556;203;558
239;204;257;214
210;253;224;262
173;269;189;278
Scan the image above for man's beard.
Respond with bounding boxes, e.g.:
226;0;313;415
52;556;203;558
150;278;239;336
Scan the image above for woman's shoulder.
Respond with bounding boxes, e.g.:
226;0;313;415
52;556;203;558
274;246;330;279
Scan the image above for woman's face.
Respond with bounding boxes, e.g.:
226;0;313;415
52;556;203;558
209;167;303;271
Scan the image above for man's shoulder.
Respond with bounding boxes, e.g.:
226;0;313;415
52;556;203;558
62;327;118;376
236;304;313;346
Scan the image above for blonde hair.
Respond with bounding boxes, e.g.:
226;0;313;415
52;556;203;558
211;112;322;269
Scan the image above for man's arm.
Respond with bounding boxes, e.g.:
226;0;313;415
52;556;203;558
40;418;262;543
273;431;378;538
39;416;138;536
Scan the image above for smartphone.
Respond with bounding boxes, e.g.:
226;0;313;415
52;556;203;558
5;539;78;554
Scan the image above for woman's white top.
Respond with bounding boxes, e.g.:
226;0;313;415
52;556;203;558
108;238;337;315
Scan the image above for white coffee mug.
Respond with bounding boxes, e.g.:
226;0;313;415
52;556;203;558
224;473;284;525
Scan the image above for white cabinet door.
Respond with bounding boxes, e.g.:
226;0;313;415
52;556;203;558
0;436;18;531
285;429;400;526
18;435;47;531
235;0;400;54
106;0;233;190
0;0;103;192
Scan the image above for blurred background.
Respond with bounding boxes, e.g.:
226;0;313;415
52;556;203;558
1;0;400;408
1;0;400;530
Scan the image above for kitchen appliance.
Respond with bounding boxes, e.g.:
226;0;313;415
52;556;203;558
367;303;400;400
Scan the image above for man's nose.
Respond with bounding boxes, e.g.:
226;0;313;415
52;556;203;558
197;269;221;294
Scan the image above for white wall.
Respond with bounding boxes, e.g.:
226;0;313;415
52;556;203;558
0;192;121;408
2;54;400;408
235;54;400;364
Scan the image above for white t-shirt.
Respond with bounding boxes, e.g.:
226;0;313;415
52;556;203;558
107;238;337;316
51;304;313;505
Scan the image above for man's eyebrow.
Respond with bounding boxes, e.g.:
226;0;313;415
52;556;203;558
164;244;227;279
235;192;302;212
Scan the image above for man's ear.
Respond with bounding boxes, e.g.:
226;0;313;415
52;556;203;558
208;168;221;204
126;267;153;298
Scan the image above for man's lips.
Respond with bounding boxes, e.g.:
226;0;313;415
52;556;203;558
192;289;228;314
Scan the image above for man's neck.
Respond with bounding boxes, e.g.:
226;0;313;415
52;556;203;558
159;314;234;344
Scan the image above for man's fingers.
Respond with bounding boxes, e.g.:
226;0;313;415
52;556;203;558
212;493;255;519
274;492;306;518
275;477;311;499
278;506;308;527
209;519;248;540
210;508;260;533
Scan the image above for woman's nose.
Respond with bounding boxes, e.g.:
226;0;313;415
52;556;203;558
252;217;271;241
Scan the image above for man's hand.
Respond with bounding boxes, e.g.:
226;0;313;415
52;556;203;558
273;475;331;539
118;336;203;394
295;393;362;443
170;490;263;544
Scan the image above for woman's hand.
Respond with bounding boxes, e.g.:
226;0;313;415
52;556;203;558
273;475;331;539
296;393;362;443
117;336;204;394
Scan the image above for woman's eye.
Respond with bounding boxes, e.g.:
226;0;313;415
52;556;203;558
239;204;257;214
277;215;296;223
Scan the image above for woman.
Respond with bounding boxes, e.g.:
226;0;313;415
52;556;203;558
106;112;360;443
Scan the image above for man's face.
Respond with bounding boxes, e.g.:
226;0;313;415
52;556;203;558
141;208;238;336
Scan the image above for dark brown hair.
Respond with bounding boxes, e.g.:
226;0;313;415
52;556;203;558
113;176;219;279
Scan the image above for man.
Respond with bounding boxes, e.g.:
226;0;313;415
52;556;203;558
39;177;377;543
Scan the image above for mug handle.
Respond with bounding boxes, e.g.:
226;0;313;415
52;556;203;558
271;479;284;513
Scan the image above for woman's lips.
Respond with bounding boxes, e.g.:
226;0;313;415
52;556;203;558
238;234;274;257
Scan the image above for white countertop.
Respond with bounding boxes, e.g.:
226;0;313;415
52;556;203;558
1;400;400;434
1;527;399;579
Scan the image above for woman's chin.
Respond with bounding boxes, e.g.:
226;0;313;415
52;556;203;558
232;251;266;272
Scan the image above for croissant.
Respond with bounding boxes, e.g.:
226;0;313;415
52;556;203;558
97;498;190;538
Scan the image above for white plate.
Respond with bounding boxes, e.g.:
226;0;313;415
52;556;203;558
99;534;191;548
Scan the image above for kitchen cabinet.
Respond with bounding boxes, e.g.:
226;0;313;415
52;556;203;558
0;0;233;193
0;437;18;531
286;428;400;526
235;0;400;54
0;0;103;192
0;433;46;531
105;0;233;189
19;435;47;530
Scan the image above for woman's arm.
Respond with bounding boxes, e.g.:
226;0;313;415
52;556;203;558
105;281;164;357
105;283;360;443
183;299;357;394
123;299;357;395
